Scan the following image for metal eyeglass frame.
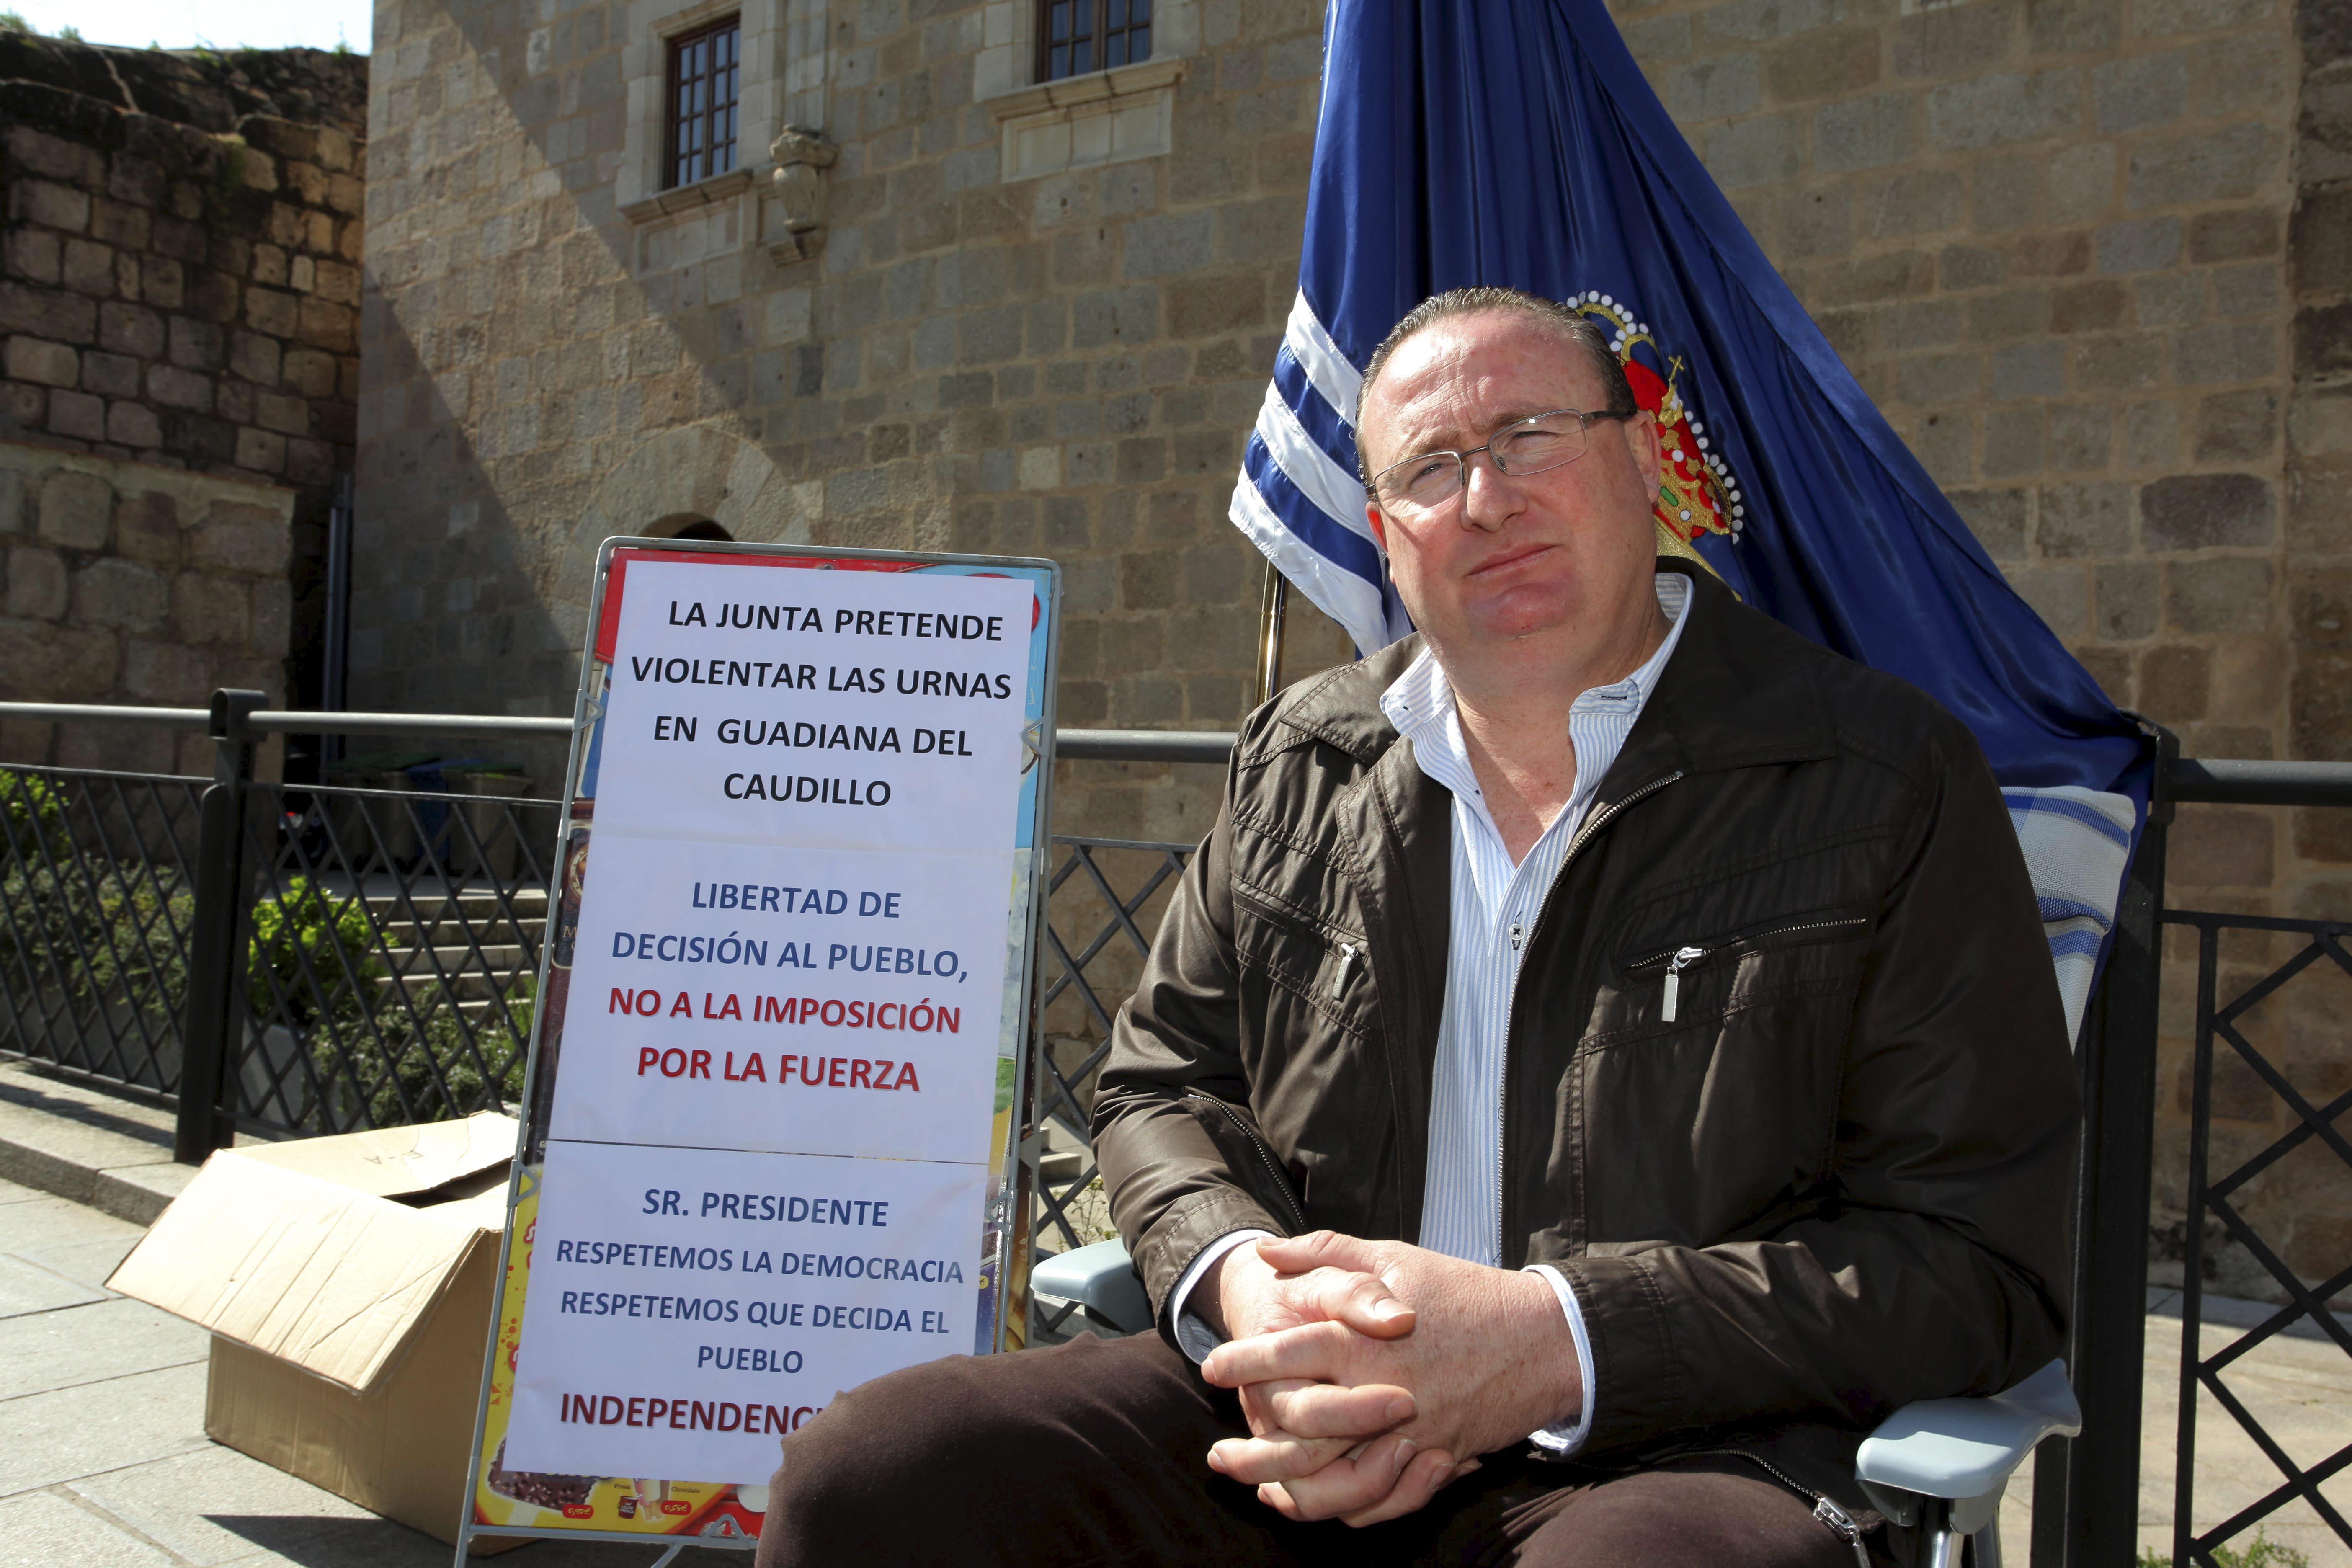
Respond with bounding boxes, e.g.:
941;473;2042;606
1366;406;1639;512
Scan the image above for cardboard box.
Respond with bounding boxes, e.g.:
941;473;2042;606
109;1113;522;1549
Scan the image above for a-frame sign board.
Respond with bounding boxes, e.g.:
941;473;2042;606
453;540;1060;1559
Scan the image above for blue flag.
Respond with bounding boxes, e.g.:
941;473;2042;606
1228;0;2149;1038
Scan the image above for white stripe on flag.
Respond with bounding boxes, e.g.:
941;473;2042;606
1254;382;1379;544
1286;291;1363;421
1229;471;1394;659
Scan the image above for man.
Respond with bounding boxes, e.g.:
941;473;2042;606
756;288;2079;1567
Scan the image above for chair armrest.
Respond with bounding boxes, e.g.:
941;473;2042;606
1855;1358;2080;1527
1029;1239;1152;1336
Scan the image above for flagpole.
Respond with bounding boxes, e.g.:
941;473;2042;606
1253;558;1289;708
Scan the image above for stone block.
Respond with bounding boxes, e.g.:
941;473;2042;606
2038;481;2131;556
78;350;138;400
59;239;113;298
88;198;151;252
1968;289;2048;342
2290;189;2350;293
1894;2;2015;79
5;227;60;285
1701;112;1801;188
98;302;163;359
1984;405;2045;475
1941;244;2004;289
2169;807;2274;888
1667;53;1762;121
1926;70;2083;151
36;471;111;550
4;338;77;389
138;256;182;311
1990;339;2067;399
0;284;96;344
2141;472;2274;549
1122;212;1215;280
1886;300;1965;351
2210;263;2277;319
2125;399;2180;467
2165;555;2273;634
46;388;103;441
2094;217;2181;273
2133;272;2204;329
250;577;291;656
146;365;213;413
70;559;170;632
234;427;287;474
2048;402;2112;469
2138;643;2211;723
106;401;160;450
255;391;309;437
2299;303;2352;381
1766;26;1879;99
2012;230;2089;275
2135;0;2273;34
5;126;103;189
2094;560;2159;639
1816;93;1925;173
119;637;213;704
245;287;298;338
227;331;281;388
2092;52;2189;134
2194;391;2279;462
2050;279;2125;333
14;179;90;234
2046;142;2115;224
295;298;353;352
4;547;67;620
2173;321;2275;386
173;573;249;645
2124;124;2282;210
168;316;223;372
1950;487;2030;558
112;494;177;565
1896;350;1982;403
2028;0;2121;52
0;616;116;696
1166;273;1264;338
190;501;290;576
1864;170;1965;237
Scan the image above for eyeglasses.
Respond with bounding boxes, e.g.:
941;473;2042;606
1366;408;1637;513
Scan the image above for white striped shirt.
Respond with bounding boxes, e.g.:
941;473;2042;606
1168;573;1693;1455
1385;571;1692;1451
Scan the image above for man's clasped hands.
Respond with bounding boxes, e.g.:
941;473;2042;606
1193;1233;1586;1527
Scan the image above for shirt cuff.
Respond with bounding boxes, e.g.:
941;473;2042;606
1166;1229;1275;1363
1522;1263;1597;1455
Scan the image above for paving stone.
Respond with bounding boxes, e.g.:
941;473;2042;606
0;1194;143;1256
0;1360;212;1494
0;1256;108;1320
0;1488;178;1568
0;1295;205;1401
8;1229;142;1294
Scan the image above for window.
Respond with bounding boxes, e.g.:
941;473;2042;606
666;17;740;189
1037;0;1150;82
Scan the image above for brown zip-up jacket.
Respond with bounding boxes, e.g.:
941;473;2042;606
1091;562;2080;1512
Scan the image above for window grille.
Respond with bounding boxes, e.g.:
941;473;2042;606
1037;0;1150;82
666;17;740;188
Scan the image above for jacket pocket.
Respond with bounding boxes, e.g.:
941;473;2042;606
1602;907;1870;1041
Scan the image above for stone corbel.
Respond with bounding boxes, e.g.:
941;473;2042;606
764;126;839;265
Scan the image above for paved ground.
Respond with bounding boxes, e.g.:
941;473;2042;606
2;1062;2345;1565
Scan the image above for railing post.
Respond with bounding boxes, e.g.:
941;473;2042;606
2032;725;2176;1568
173;689;265;1163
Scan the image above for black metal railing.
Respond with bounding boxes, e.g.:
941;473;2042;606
5;697;2349;1568
2167;910;2352;1565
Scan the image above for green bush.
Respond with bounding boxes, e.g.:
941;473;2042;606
0;771;72;863
2140;1530;2310;1568
0;771;191;1026
311;973;532;1129
246;875;381;1026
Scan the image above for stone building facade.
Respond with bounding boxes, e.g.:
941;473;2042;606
354;0;2344;1285
0;440;297;776
0;38;368;726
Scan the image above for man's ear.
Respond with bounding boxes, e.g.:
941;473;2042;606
1625;410;1662;493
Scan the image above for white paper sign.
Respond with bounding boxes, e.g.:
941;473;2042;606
495;547;1054;1488
508;1140;988;1483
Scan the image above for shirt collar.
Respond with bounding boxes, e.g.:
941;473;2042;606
1379;572;1695;748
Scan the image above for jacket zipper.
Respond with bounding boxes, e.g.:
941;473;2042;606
1497;771;1686;1263
1626;916;1869;1024
1184;1089;1309;1233
1669;1447;1872;1566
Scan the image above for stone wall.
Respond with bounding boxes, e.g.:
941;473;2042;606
0;439;294;776
0;37;367;721
356;0;1348;825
